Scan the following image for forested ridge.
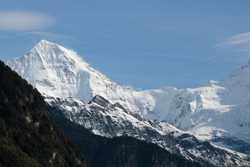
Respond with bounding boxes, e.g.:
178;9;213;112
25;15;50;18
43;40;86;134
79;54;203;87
0;61;86;167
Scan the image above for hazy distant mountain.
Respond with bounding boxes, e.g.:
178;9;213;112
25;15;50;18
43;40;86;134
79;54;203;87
7;40;250;166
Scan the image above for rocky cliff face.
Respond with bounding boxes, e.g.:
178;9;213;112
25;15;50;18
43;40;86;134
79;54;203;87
46;95;250;166
48;106;203;167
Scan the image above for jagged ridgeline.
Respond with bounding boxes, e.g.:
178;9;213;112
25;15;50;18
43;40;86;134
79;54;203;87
0;60;86;167
48;106;203;167
0;59;202;167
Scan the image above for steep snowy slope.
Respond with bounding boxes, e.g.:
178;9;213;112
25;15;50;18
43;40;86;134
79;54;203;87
7;40;153;115
7;40;250;154
144;64;250;152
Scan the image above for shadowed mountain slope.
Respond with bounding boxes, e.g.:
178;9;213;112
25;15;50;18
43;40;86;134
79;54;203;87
0;61;86;167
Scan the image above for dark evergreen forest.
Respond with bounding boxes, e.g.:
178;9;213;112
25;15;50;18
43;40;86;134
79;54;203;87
0;61;86;167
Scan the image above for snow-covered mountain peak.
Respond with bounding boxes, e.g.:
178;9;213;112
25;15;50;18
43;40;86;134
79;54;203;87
7;41;148;113
216;62;250;94
7;41;250;156
36;39;53;47
29;40;85;68
202;80;218;87
7;40;95;101
156;85;179;92
29;40;64;59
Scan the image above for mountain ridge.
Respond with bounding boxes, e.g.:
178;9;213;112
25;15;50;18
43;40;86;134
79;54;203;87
6;40;250;165
48;105;203;167
7;40;139;111
46;94;249;166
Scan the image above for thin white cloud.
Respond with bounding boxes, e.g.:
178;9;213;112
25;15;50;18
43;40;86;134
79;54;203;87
202;55;222;61
205;32;250;61
11;31;70;40
0;11;55;32
214;32;250;48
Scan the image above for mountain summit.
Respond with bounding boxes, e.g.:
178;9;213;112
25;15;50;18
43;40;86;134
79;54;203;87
7;40;250;157
7;40;153;115
8;40;95;101
8;40;116;103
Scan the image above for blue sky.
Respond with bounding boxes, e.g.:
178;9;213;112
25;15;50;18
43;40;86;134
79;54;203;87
1;0;250;90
